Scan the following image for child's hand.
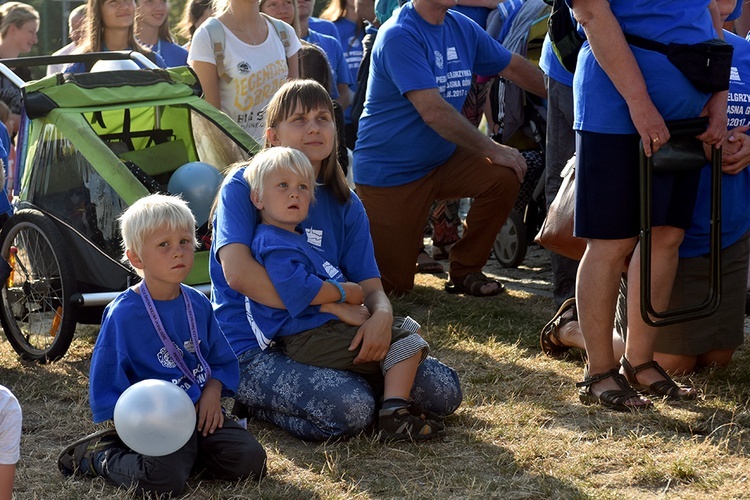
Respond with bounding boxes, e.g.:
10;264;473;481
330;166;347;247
350;309;392;364
342;282;364;305
195;379;224;437
324;302;371;326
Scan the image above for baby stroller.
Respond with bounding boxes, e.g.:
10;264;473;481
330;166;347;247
487;0;550;267
0;53;258;362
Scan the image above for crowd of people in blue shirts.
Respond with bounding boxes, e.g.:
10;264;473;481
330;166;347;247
0;0;747;496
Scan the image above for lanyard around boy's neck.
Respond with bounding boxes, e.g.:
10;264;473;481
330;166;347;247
139;282;211;386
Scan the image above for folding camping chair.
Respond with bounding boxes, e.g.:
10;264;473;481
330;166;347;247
639;117;722;327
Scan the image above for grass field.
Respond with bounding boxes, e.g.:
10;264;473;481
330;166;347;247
4;254;750;499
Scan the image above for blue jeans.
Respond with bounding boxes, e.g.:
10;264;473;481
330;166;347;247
236;347;462;441
544;77;578;307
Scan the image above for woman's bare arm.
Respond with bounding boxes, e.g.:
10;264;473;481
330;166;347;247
190;60;222;109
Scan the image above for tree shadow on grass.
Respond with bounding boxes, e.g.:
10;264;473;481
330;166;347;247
256;420;588;499
393;282;750;459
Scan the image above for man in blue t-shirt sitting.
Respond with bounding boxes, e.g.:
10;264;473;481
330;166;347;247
353;0;545;296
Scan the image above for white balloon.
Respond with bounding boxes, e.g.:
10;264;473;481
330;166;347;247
90;59;141;72
114;379;196;457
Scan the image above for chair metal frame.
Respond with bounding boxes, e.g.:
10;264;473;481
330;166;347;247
639;117;722;327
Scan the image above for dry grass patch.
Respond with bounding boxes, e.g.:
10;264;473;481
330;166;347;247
3;267;750;498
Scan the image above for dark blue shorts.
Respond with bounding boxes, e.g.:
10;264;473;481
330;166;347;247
574;131;701;240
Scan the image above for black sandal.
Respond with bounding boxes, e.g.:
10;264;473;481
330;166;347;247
378;405;446;442
576;367;652;412
620;356;698;400
540;297;577;357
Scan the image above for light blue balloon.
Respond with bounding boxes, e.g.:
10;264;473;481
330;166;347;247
168;162;223;226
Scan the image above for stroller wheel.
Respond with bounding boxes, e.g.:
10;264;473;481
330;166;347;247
493;209;527;268
0;210;77;363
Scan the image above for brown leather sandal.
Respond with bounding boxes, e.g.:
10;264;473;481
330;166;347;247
576;367;652;412
620;356;698;400
540;297;577;357
445;272;505;297
416;249;445;274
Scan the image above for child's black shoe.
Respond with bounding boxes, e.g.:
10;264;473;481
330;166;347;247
58;428;122;477
377;403;446;442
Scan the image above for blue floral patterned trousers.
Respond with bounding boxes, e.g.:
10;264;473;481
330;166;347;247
236;347;462;441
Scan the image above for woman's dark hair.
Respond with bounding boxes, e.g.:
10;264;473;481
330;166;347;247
178;0;213;40
297;42;332;93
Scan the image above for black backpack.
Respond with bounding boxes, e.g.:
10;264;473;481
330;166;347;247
544;0;584;73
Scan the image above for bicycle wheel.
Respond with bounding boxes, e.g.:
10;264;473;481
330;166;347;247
0;210;77;362
493;209;528;268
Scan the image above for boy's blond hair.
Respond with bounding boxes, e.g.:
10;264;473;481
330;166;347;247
243;147;317;204
119;194;197;262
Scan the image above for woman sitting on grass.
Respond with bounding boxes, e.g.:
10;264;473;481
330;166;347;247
242;146;443;441
210;79;462;441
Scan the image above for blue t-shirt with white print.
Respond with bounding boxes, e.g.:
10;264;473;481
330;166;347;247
354;3;512;187
247;224;344;348
570;0;715;134
210;167;379;355
680;31;750;257
89;285;239;423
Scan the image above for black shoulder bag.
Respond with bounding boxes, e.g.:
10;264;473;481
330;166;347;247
544;0;584;74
